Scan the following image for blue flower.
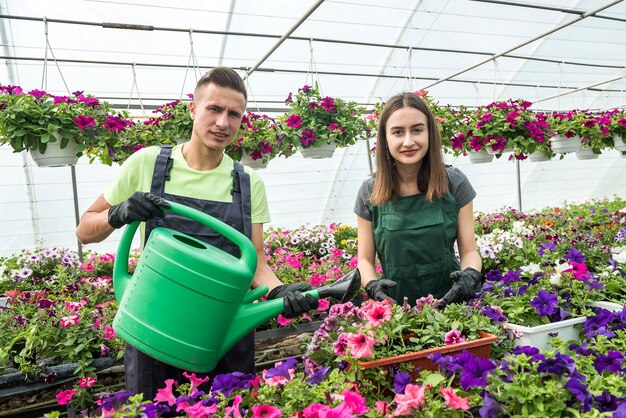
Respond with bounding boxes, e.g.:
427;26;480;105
393;371;411;394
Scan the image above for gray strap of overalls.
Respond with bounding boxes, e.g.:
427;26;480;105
232;161;252;239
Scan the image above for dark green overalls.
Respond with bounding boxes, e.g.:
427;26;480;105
371;192;460;305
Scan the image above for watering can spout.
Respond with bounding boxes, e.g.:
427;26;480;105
220;269;362;357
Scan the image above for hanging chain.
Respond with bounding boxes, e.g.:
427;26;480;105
307;38;321;94
407;47;414;91
180;29;202;100
40;16;71;94
128;63;146;116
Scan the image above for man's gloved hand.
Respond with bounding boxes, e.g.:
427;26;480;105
267;283;317;319
436;267;483;309
108;192;170;229
365;279;397;302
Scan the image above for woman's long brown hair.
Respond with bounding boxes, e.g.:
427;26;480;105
370;92;448;205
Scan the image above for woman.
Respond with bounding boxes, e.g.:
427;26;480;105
354;92;482;307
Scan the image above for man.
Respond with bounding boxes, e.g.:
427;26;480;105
76;67;316;399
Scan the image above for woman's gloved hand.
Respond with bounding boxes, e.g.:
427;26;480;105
436;267;483;309
267;283;317;319
365;279;397;302
108;192;170;229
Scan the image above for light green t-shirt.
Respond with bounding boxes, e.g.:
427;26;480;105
104;145;271;225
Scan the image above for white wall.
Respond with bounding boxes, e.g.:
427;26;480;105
1;142;625;257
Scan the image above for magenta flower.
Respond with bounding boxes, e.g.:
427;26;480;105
28;89;47;99
317;298;330;310
74;115;96;130
339;389;370;415
276;314;292;327
103;326;117;340
55;389;76;405
320;96;336;112
78;376;97;388
444;330;467;345
333;333;349;356
251;404;282;418
328;122;344;132
346;332;376;359
60;314;79;328
300;129;316;147
132;144;145;153
154;379;177;406
285;114;302;128
298;85;312;93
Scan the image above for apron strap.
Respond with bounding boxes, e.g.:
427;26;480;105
145;145;173;241
232;161;252;239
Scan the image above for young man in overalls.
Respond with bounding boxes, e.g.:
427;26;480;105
76;67;316;399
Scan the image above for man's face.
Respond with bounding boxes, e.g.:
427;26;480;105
189;83;246;151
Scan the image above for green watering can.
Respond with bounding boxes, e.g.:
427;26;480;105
112;201;360;372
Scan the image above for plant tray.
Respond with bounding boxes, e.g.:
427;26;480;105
358;331;498;375
504;316;586;351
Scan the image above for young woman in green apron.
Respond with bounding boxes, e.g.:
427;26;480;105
354;92;482;307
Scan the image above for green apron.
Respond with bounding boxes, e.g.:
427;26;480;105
371;192;460;304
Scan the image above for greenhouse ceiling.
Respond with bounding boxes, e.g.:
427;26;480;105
1;0;625;116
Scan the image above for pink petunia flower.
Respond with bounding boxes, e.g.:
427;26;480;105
183;371;210;394
60;314;80;328
444;330;466;345
74;115;96;130
103;326;117;340
285;114;302;128
391;384;429;417
346;332;376;359
224;394;243;417
277;314;292;327
55;389;76;405
154;379;177;405
317;298;330;310
183;401;218;418
439;386;470;410
251;404;283;418
78;376;97;388
361;299;393;327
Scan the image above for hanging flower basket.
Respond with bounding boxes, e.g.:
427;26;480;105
575;147;600;160
29;133;80;167
239;151;268;169
358;331;498;377
550;135;581;154
613;134;626;152
467;149;494;164
528;150;550;162
301;141;336;159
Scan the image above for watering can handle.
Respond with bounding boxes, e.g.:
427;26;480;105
112;200;257;302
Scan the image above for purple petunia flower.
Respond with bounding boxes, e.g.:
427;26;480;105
307;366;330;385
265;357;298;379
210;372;254;397
479;391;504;418
538;242;556;256
594;391;620;412
459;356;497;390
594;351;624;374
564;248;585;263
485;270;502;282
393;371;411;394
502;269;522;285
530;289;558;316
537;353;575;376
565;377;593;412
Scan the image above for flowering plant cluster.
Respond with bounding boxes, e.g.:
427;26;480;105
305;298;504;368
276;84;368;151
0;85;131;156
226;112;281;163
477;247;607;327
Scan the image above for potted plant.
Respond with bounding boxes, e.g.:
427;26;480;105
0;85;129;167
546;110;585;155
305;298;503;384
226;111;279;169
276;84;368;159
607;108;626;152
477;247;606;351
575;111;613;160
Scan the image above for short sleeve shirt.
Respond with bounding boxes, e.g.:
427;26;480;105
104;145;271;224
353;166;476;221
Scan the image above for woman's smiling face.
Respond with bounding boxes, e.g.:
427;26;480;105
385;105;430;166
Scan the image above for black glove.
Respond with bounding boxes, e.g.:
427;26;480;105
365;279;397;302
436;267;483;309
267;283;317;319
108;192;170;229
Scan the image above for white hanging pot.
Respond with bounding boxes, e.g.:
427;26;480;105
550;135;581;154
239;151;268;169
613;134;626;152
301;141;336;159
467;149;494;164
528;150;550;162
575;147;600;160
29;132;80;167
